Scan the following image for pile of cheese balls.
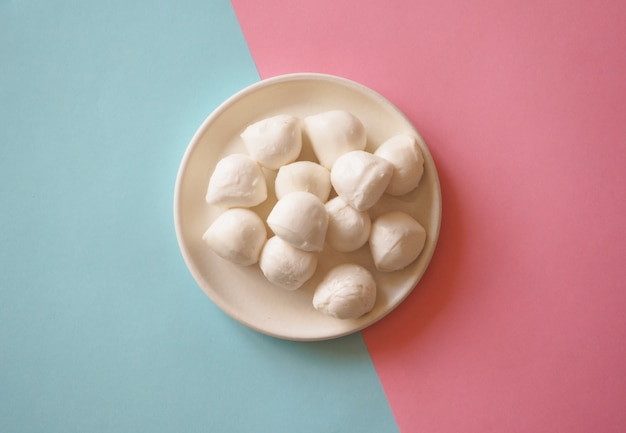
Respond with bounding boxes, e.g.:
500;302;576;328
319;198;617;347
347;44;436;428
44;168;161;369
202;110;426;320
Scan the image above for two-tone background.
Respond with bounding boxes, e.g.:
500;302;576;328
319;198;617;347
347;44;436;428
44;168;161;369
2;1;625;432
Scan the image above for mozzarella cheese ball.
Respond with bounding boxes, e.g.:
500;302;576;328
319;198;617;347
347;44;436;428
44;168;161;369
313;264;376;320
374;134;424;196
266;191;329;252
369;211;426;272
325;197;371;252
330;150;393;211
205;154;267;208
303;110;366;169
259;236;318;290
241;114;302;169
275;161;331;202
202;208;267;266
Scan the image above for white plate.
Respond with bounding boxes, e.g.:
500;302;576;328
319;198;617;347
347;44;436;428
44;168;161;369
174;73;441;341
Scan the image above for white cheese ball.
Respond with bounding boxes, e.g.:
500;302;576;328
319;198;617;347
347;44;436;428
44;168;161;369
275;161;331;202
369;211;426;272
241;114;302;169
259;236;318;291
202;208;267;266
330;150;393;211
303;110;366;169
313;264;376;320
266;191;329;252
205;154;267;208
374;134;424;196
325;197;371;252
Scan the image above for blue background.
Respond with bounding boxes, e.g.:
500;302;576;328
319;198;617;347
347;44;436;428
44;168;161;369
0;1;398;432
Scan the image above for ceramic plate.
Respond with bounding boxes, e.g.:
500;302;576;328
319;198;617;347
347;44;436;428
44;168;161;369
174;73;441;341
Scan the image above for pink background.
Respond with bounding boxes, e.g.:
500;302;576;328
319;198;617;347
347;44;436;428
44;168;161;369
232;1;626;431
